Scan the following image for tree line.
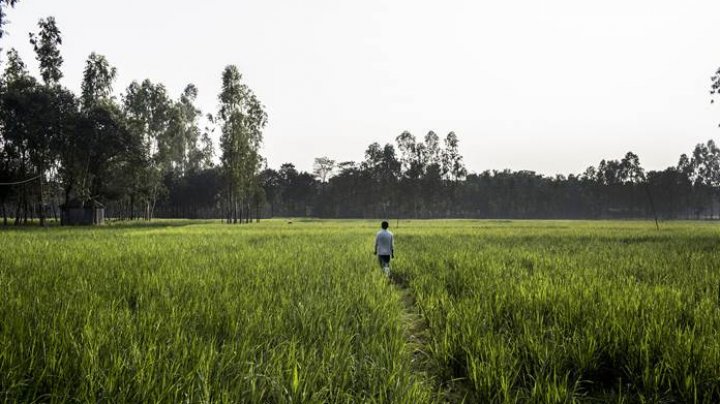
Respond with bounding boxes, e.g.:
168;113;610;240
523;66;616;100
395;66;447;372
249;137;720;220
0;13;266;225
154;134;720;221
2;8;720;224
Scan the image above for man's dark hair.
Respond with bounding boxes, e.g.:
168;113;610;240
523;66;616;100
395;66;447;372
381;221;389;229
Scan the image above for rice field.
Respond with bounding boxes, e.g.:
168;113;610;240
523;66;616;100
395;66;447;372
1;220;719;403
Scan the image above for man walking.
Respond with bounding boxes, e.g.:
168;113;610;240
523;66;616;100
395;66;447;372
374;221;394;276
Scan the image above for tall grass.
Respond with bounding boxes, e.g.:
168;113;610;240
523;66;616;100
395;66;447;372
0;221;435;403
2;220;719;402
392;220;720;402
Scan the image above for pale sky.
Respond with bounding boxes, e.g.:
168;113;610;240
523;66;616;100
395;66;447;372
3;0;720;175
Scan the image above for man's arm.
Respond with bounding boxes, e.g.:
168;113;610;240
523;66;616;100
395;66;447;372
374;234;378;255
391;234;394;258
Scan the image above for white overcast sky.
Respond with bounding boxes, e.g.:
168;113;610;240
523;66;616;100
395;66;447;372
2;0;720;175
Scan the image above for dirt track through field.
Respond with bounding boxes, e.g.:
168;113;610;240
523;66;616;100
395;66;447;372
393;280;430;372
389;273;464;403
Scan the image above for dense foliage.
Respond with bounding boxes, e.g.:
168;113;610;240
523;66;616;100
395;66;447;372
255;140;715;220
0;16;262;225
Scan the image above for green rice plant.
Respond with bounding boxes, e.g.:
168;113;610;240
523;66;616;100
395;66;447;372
2;219;720;403
0;220;437;403
391;220;720;402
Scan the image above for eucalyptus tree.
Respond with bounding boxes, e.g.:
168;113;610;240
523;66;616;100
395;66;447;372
690;140;720;217
81;52;117;110
442;131;466;181
28;16;67;225
396;131;434;216
218;65;267;223
677;154;695;184
709;66;720;215
71;101;134;209
193;128;215;171
691;141;720;188
29;17;62;85
0;0;19;38
395;131;416;177
173;84;205;174
196;113;217;170
395;131;428;179
2;47;24;80
312;156;336;183
619;152;645;184
161;83;212;177
26;84;76;225
0;44;74;226
596;159;624;185
58;53;133;211
378;144;401;217
154;84;210;218
712;66;720;126
122;79;172;220
620;151;659;227
424;131;441;168
0;49;32;165
440;131;466;216
0;48;34;223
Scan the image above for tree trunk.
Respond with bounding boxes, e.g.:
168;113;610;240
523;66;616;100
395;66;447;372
14;199;20;226
226;195;231;224
233;197;238;224
644;184;660;231
38;172;46;227
150;196;157;221
130;194;135;220
23;188;29;224
235;200;243;224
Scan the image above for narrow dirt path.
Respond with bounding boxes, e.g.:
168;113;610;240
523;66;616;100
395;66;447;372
389;273;459;403
393;280;430;373
389;273;469;403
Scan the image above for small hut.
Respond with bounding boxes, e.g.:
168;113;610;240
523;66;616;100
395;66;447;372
61;199;105;226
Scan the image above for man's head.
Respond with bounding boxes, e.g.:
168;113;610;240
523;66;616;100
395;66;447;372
381;221;389;230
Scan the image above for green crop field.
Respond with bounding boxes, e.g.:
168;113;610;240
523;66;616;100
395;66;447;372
1;220;720;403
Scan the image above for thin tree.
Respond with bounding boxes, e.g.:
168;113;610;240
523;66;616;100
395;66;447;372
122;79;173;220
442;131;467;181
29;16;64;226
218;65;267;224
29;17;62;86
0;0;19;38
73;52;121;208
621;151;659;230
81;52;117;110
313;156;336;183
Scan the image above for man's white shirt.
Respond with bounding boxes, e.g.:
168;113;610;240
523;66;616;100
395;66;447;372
375;229;394;256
